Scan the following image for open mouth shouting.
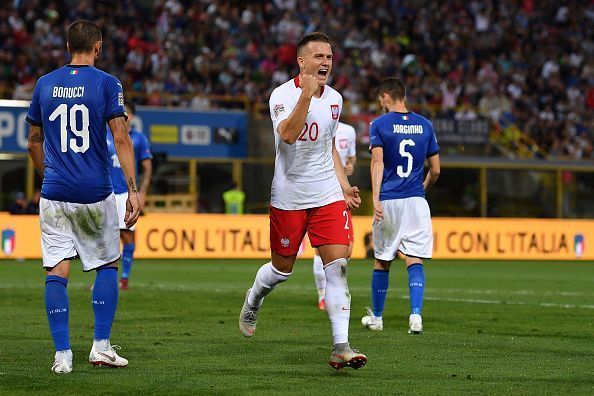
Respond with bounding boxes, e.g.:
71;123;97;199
317;68;329;79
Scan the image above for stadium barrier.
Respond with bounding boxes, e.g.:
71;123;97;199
1;213;591;261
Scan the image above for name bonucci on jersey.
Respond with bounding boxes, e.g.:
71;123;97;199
269;78;344;210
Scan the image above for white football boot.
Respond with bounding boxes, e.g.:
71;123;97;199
51;350;73;374
408;314;423;334
329;344;368;370
89;343;128;367
361;307;383;331
239;289;258;338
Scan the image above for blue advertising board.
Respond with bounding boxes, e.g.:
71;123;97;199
0;101;248;158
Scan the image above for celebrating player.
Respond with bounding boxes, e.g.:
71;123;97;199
106;102;152;290
26;20;140;373
239;32;367;370
361;77;440;333
312;121;357;310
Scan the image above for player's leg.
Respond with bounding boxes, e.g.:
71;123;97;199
362;199;403;331
310;201;366;370
45;260;73;374
115;192;134;290
399;197;433;335
405;255;425;334
40;197;78;373
239;207;305;337
312;248;326;309
119;229;135;290
70;193;128;367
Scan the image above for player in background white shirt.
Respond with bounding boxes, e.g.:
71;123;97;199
312;121;357;310
239;32;367;370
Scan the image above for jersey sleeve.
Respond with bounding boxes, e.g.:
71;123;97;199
104;75;128;122
269;88;294;134
426;121;440;157
136;133;153;161
332;94;343;138
368;118;383;152
26;78;43;126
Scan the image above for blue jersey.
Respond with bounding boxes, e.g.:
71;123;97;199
26;65;127;203
369;111;439;200
106;127;152;194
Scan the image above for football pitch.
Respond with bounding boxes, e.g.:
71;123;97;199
1;259;593;395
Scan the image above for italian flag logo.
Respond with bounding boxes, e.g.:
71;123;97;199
402;115;408;121
70;70;78;75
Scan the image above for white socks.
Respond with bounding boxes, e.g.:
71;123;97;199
323;258;350;345
247;262;291;309
92;339;110;351
55;349;73;362
312;254;326;301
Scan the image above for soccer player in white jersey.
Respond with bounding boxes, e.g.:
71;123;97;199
361;77;440;333
239;32;367;370
26;20;140;373
312;121;357;310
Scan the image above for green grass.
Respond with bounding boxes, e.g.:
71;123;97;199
1;259;593;395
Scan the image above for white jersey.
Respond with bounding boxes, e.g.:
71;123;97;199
334;122;356;167
269;77;344;210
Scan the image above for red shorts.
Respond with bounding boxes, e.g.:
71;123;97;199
270;200;353;256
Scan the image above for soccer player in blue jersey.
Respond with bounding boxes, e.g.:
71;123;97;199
106;102;152;290
361;77;440;334
26;20;140;374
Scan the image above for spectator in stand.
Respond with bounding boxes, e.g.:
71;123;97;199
0;1;591;159
8;192;27;214
26;189;41;214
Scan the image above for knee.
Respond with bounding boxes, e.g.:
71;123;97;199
374;259;391;271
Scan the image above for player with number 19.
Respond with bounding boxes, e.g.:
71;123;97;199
361;77;440;334
26;19;140;374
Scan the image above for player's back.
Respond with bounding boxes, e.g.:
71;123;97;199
369;112;439;200
27;65;126;204
335;122;356;167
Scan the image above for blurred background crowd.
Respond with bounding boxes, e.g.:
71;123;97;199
1;0;592;159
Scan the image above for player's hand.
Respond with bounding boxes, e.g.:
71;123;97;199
345;162;354;176
344;185;361;211
373;198;383;221
300;74;322;98
125;192;141;228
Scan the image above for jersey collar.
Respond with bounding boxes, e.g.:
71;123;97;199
293;75;325;96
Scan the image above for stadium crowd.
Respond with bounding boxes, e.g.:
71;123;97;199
1;0;592;159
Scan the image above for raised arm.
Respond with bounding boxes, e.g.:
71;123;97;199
27;124;45;178
108;116;140;227
276;74;321;145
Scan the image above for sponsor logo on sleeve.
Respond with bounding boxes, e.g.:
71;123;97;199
273;104;284;118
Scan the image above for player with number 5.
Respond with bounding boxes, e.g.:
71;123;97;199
361;77;440;334
239;32;367;370
26;19;140;374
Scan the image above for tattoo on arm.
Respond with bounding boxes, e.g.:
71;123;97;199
29;125;44;143
128;177;137;193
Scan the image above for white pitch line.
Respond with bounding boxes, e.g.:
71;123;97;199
400;295;594;310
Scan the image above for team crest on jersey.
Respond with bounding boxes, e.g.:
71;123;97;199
273;104;285;118
339;138;348;149
280;237;290;248
330;104;339;119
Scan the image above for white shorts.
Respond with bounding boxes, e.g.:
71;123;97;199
40;193;121;271
373;197;433;261
115;192;135;231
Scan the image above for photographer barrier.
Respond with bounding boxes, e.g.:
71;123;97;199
1;213;592;260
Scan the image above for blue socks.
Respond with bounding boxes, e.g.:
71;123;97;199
408;264;425;315
371;269;389;318
92;267;118;340
121;243;135;279
45;275;70;351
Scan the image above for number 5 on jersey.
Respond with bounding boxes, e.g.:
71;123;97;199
49;103;90;153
